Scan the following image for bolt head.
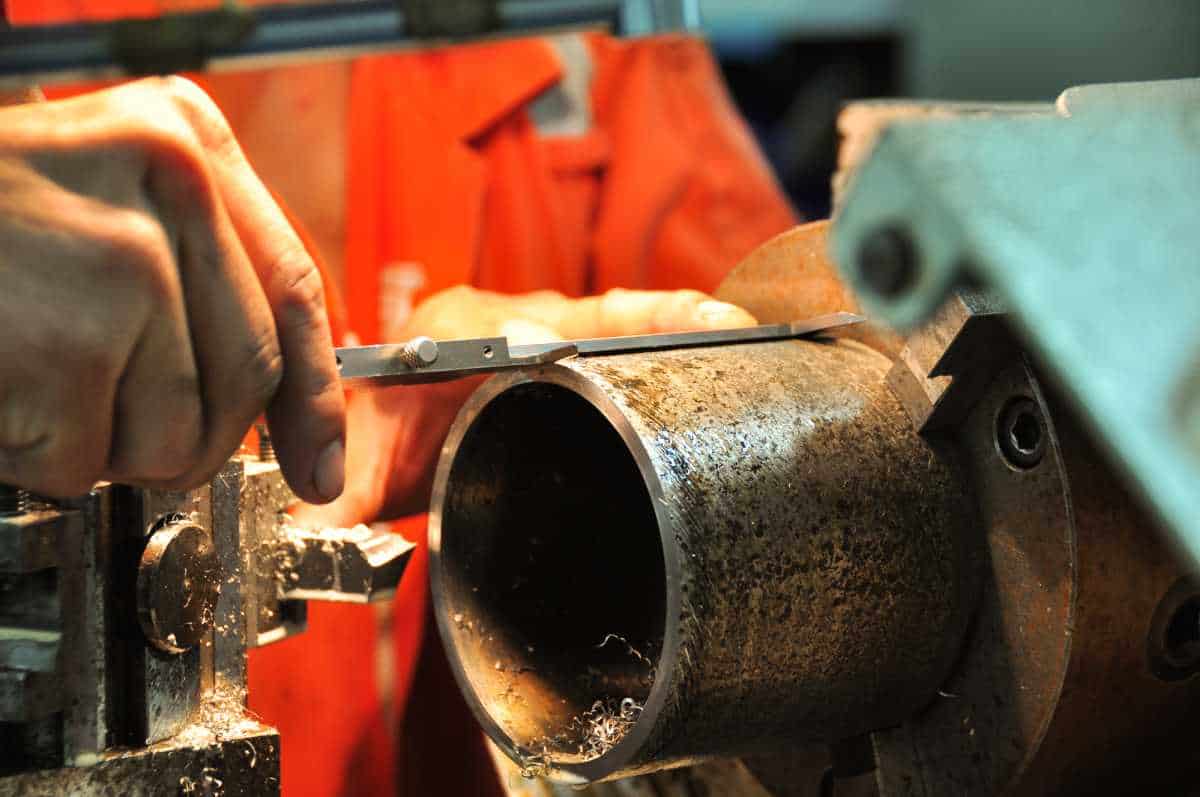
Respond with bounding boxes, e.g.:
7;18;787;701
137;519;221;654
996;397;1046;470
857;226;918;299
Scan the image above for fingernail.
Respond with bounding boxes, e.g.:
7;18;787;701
313;438;345;502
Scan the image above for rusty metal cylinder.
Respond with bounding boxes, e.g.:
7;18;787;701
429;339;975;783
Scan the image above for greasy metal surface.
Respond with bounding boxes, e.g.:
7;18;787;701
741;746;835;797
873;355;1200;795
884;290;1011;433
0;503;80;756
0;632;57;673
0;509;72;573
1146;576;1200;681
0;670;60;721
431;339;977;783
0;721;280;796
234;460;306;649
831;77;1200;565
57;485;115;765
120;485;213;745
211;459;252;699
137;520;221;655
872;360;1076;795
1009;387;1200;795
0;462;298;792
278;525;415;604
211;457;303;685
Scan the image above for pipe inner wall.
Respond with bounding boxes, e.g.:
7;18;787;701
430;339;974;783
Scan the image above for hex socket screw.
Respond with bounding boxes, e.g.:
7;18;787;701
996;397;1046;470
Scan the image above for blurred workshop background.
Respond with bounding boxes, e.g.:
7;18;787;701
700;0;1200;218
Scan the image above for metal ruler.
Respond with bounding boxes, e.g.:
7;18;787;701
336;311;863;388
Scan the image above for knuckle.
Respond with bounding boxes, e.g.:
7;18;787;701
0;422;100;500
160;76;218;120
65;326;123;384
158;74;203;101
115;81;218;206
161;76;237;155
598;287;631;313
102;209;173;288
119;80;203;157
239;330;285;407
0;383;50;464
277;258;326;320
600;287;635;306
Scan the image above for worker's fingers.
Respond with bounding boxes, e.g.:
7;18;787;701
0;79;336;497
646;290;757;331
0;166;133;496
102;192;206;484
290;388;392;530
552;288;757;338
291;377;482;528
161;77;345;503
113;147;285;491
498;319;566;346
408;286;756;344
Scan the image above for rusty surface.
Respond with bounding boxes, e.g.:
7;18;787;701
873;356;1200;796
872;360;1076;795
0;458;298;792
1010;384;1200;795
885;290;1013;433
115;485;214;746
714;220;902;358
430;338;977;783
0;721;279;796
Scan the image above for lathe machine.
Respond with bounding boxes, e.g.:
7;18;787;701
1;1;1199;794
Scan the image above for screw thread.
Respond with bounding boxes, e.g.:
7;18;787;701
256;423;275;462
399;336;438;369
0;485;29;516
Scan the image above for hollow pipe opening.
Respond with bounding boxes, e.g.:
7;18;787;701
432;342;975;784
431;379;669;781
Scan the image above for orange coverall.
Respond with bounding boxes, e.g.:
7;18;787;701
7;4;797;793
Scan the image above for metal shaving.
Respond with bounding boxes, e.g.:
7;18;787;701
595;633;655;674
512;634;654;779
515;697;644;779
572;697;643;759
172;680;262;750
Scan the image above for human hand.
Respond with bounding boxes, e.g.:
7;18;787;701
295;286;755;528
0;77;345;502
